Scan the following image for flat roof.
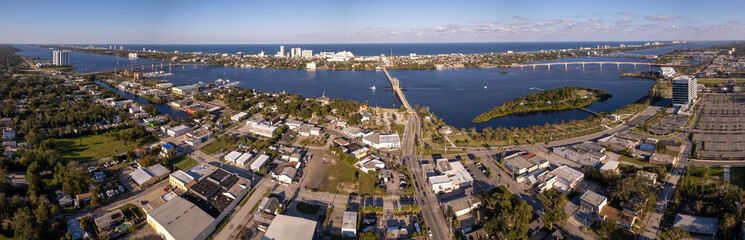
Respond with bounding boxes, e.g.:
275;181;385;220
185;163;217;181
130;168;155;186
148;164;170;177
263;215;317;240
147;196;215;240
342;211;357;230
599;160;619;171
170;170;195;185
580;190;607;207
673;214;718;235
173;85;198;90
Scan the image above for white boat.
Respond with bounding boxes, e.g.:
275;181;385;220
484;86;487;89
371;86;377;91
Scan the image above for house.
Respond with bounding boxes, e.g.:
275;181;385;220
580;190;607;213
160;143;176;157
55;190;74;207
552;142;607;167
342;211;357;238
599;206;637;229
673;214;718;237
362;133;400;149
2;128;15;140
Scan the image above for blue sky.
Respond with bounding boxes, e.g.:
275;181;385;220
1;0;743;43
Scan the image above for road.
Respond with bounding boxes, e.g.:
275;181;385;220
638;137;691;239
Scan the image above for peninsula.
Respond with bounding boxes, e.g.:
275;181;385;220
472;87;611;123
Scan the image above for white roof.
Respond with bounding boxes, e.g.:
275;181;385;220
428;175;451;185
263;215;317;240
147;196;215;240
342;211;357;230
224;151;243;162
231;112;248;119
599;160;619;171
148;164;170;177
250;154;270;170
130;168;154;186
169;125;190;132
236;153;253;165
170;170;194;185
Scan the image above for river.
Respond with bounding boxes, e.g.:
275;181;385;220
14;42;728;130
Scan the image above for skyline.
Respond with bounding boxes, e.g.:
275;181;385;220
1;0;744;44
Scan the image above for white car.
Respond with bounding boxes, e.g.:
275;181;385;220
428;230;432;237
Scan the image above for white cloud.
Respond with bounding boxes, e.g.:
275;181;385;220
645;15;678;22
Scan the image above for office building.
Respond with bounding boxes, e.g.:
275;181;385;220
301;49;313;58
672;75;697;108
52;50;71;66
291;47;302;58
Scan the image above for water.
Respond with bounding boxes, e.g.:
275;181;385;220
13;41;730;130
14;44;167;73
96;81;188;119
71;42;659;56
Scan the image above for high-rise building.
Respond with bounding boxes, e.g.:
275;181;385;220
276;46;285;57
52;50;70;66
672;75;697;107
301;49;313;58
291;47;302;58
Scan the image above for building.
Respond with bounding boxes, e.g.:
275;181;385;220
355;156;385;173
224;151;243;163
504;153;549;176
542;166;583;193
649;153;678;166
342;211;357;238
341;126;364;138
439;189;481;217
298;125;322;137
580;190;607;213
253;197;279;225
290;47;302;58
262;214;318;240
245;117;279;138
660;67;675;78
52;50;71;65
166;125;190;137
599;160;619;174
172;85;199;95
236;152;253;166
156;83;173;89
276;46;285;57
673;214;718;237
301;49;313;58
146;196;216;240
598;134;639;152
2;128;14;140
231;112;248;122
94;209;124;232
600;206;637;229
130;164;170;187
552;143;607;167
672;75;697;109
277;167;297;184
249;154;270;172
169;170;196;191
362;133;401;149
428;175;454;193
285;119;303;130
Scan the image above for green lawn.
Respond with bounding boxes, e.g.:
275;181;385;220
696;78;745;84
170;155;197;171
729;167;745;188
617;155;650;166
318;159;377;195
201;139;237;154
55;133;151;162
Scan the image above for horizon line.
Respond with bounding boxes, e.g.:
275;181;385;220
7;40;741;46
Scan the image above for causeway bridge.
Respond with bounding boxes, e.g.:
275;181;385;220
508;61;689;70
380;56;413;112
79;62;203;75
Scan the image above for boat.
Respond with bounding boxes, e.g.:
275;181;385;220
484;86;487;89
371;86;377;91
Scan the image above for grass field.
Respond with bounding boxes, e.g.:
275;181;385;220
55;133;150;162
617;155;650;166
729;167;745;188
318;159;376;195
201;139;238;154
697;78;745;84
170;155;197;171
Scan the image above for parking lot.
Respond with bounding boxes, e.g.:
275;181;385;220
648;110;689;135
693;93;745;159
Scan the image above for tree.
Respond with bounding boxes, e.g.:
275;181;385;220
538;189;567;229
13;207;38;240
660;226;689;239
596;218;618;238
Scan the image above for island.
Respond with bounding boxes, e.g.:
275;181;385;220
472;87;612;123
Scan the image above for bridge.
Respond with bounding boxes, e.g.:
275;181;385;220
78;62;202;75
380;56;413;112
508;61;689;70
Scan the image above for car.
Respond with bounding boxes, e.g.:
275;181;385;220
428;230;432;237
